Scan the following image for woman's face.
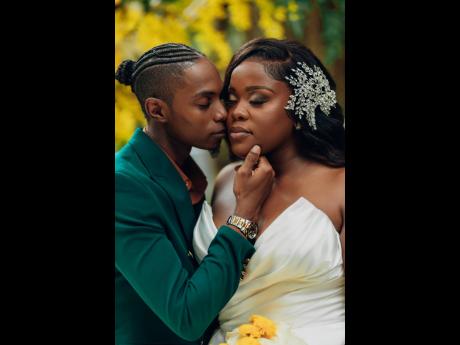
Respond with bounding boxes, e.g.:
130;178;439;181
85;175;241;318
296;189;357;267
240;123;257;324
226;60;295;158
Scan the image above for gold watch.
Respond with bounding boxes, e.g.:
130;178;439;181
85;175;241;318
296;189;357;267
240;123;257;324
226;215;259;241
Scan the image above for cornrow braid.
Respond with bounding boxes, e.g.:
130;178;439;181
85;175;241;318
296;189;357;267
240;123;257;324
115;43;205;118
115;43;203;89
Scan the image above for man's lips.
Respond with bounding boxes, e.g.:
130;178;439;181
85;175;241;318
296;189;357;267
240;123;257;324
211;128;226;138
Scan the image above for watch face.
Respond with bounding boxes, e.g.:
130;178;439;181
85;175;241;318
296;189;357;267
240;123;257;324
247;227;258;240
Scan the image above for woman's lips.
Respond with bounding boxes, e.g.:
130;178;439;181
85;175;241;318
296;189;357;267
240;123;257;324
228;126;252;140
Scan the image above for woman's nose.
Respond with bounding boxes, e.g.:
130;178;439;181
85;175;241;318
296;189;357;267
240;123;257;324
231;101;249;121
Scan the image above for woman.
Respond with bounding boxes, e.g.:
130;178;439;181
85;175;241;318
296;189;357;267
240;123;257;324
193;38;345;345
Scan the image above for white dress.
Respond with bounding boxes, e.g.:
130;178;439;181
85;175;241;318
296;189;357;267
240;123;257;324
193;197;345;345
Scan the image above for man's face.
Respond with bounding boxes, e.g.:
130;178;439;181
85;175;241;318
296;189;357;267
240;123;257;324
166;58;227;150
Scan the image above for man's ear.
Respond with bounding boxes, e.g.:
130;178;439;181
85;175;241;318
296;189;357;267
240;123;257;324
144;97;169;123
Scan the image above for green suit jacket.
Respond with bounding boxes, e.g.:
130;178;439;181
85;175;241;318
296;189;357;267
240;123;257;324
115;129;255;345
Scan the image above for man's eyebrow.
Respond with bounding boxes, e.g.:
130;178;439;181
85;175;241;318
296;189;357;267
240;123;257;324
192;90;217;99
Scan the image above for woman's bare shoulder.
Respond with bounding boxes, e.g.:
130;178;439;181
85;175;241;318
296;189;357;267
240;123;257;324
335;167;345;199
334;167;345;192
319;165;344;190
297;165;345;230
323;166;345;207
329;166;345;224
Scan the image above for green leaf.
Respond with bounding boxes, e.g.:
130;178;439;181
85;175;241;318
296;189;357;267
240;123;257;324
274;0;289;7
288;17;304;39
227;26;246;52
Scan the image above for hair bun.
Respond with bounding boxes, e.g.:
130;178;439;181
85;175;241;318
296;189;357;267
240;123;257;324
115;59;135;85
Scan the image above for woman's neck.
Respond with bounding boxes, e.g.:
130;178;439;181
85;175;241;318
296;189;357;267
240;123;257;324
266;141;317;180
143;126;191;167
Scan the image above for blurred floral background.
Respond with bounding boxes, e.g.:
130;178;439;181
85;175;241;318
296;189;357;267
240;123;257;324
115;0;344;195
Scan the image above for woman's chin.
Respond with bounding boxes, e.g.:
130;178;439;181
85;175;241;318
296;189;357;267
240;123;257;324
230;145;252;160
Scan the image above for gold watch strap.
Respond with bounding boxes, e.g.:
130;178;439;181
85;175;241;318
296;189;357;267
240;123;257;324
227;215;255;238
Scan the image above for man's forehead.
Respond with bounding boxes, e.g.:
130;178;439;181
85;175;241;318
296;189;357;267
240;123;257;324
183;58;218;80
179;63;222;95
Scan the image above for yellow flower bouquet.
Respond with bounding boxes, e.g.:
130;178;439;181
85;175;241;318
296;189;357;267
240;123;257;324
219;314;307;345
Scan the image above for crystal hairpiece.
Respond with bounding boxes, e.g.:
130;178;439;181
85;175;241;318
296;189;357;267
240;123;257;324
284;62;337;130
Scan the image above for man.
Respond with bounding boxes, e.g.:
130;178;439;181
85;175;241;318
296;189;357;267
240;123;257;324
115;43;274;345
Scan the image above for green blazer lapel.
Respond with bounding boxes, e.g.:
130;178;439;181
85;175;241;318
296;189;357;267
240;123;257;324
129;129;196;243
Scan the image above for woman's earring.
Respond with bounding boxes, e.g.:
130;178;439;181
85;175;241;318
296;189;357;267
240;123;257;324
295;122;302;130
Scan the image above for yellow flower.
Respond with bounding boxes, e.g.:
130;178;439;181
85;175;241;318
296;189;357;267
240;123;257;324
228;0;251;32
250;314;277;339
115;3;143;45
136;13;189;52
288;0;299;14
287;0;300;21
274;6;287;22
236;337;260;345
218;343;228;345
115;82;145;150
238;324;261;338
254;0;285;39
185;0;231;71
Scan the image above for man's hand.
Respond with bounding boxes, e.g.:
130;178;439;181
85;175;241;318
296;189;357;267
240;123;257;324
233;145;275;221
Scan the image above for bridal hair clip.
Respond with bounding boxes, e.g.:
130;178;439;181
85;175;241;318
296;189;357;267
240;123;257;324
284;62;337;130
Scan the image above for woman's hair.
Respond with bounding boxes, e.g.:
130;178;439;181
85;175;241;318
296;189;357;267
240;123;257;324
222;38;345;167
115;43;204;116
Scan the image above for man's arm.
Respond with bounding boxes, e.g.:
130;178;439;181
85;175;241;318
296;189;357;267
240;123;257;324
116;171;254;342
